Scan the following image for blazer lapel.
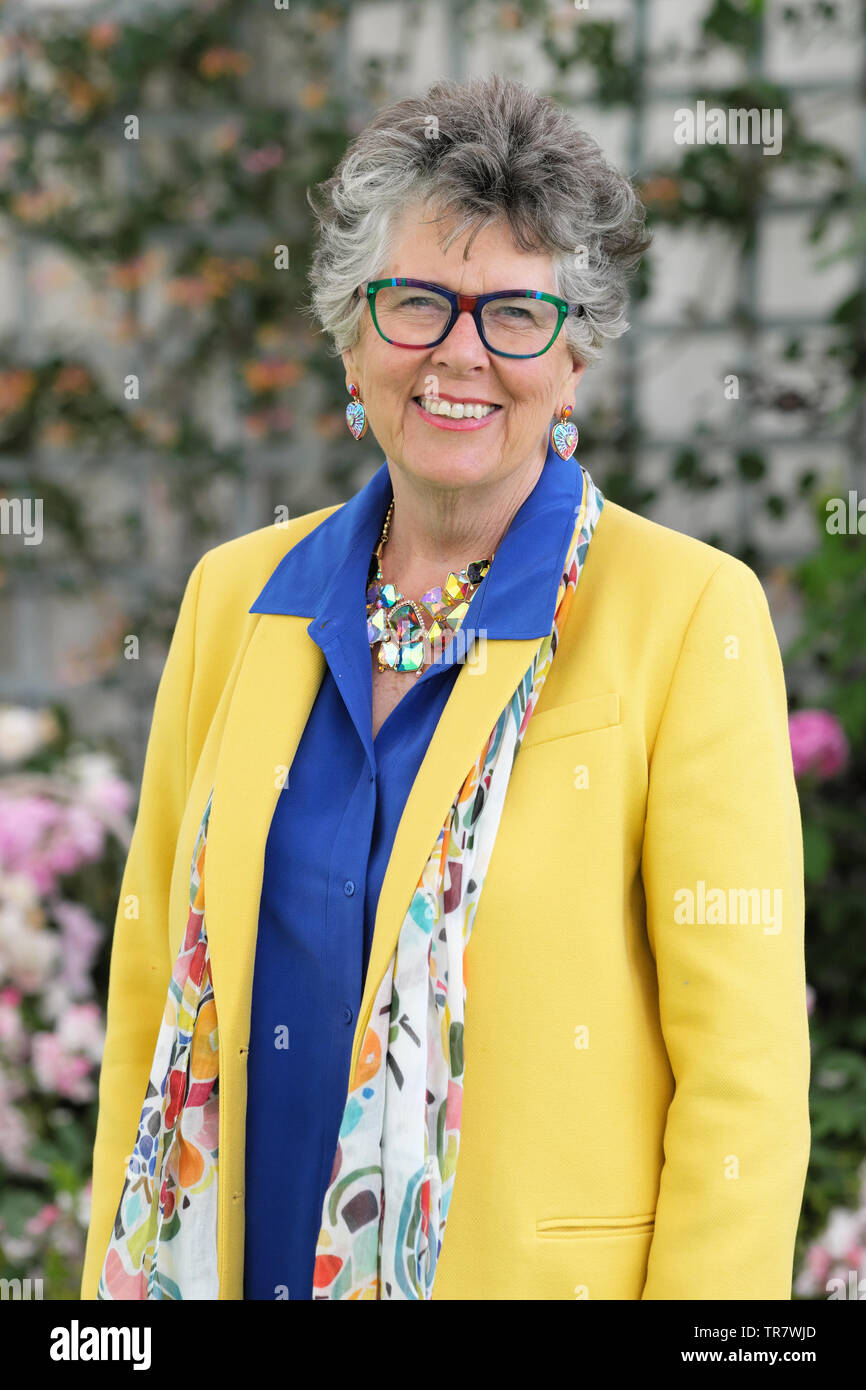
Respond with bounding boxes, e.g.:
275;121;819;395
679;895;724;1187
203;612;325;1045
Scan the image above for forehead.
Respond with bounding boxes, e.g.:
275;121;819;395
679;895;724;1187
384;201;556;294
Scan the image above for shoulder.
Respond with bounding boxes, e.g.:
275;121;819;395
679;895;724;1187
592;496;770;615
194;503;342;609
176;503;343;694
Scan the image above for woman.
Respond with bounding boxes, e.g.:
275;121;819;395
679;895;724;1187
82;74;810;1302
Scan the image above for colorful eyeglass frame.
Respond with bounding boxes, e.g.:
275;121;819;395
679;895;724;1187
357;278;584;359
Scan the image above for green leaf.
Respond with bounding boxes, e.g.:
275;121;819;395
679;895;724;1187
802;822;833;883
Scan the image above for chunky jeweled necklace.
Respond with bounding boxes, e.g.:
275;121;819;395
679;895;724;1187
366;498;493;675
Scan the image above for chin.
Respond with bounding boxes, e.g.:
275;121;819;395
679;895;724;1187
400;442;502;490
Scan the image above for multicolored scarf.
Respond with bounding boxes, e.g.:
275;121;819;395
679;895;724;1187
98;466;605;1300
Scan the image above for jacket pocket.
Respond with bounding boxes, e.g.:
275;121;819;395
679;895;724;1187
520;691;621;751
536;1213;655;1238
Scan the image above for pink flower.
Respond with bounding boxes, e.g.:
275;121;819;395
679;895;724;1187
240;144;283;174
25;1203;60;1235
0;1093;41;1174
65;751;133;817
54;802;105;863
31;1028;96;1102
50;899;103;1001
789;709;849;780
57;1001;104;1060
806;1243;832;1284
0;793;105;894
87;776;132;817
0;795;60;863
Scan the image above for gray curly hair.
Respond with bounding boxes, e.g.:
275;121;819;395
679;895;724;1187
305;74;652;369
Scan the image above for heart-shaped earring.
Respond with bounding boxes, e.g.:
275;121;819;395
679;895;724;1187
550;404;578;460
346;382;368;440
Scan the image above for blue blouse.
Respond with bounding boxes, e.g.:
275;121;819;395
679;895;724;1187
243;437;583;1299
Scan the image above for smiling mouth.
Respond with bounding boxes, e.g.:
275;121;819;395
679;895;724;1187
412;395;502;420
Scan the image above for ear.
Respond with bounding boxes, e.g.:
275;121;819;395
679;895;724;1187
340;348;358;392
566;354;587;398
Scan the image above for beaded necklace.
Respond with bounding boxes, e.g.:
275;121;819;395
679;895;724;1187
366;498;493;675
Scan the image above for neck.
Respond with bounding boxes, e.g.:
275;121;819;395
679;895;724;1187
380;441;548;598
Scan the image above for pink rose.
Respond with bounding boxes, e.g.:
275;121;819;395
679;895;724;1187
0;795;60;864
31;1031;95;1102
50;899;104;1000
57;1001;104;1060
86;776;132;817
25;1203;60;1235
806;1243;832;1284
788;709;849;780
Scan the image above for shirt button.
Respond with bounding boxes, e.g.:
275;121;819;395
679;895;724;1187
343;879;355;896
342;1005;354;1025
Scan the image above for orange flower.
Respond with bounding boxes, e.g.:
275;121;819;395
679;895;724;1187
131;410;179;446
639;175;681;205
299;82;328;110
12;188;71;223
59;74;101;116
52;365;91;394
231;257;259;282
39;420;75;448
166;276;211;307
498;4;523;29
313;9;340;31
0;368;36;415
201;256;232;297
88;22;120;50
242;358;303;392
107;252;160;291
213;121;242;152
243;412;271;440
199;47;251;79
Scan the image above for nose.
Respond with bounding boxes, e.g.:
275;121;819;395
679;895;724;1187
431;307;490;368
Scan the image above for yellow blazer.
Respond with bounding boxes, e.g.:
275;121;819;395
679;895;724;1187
81;491;811;1300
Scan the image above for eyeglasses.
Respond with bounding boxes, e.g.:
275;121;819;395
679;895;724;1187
355;278;584;359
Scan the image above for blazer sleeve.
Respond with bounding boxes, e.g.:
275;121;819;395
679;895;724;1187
639;556;811;1300
80;554;206;1299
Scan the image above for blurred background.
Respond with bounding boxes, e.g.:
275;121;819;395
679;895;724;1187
0;0;863;1300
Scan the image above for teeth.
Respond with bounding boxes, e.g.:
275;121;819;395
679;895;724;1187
418;396;497;418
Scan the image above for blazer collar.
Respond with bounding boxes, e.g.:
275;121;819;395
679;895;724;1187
249;433;584;643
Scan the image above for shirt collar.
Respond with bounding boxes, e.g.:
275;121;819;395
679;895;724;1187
249;432;584;641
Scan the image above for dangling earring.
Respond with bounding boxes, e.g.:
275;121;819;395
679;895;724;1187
550;404;578;460
346;382;368;440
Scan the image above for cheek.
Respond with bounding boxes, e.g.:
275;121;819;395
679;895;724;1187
379;360;418;400
502;378;556;424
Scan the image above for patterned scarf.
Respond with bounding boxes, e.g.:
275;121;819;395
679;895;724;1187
98;466;604;1300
